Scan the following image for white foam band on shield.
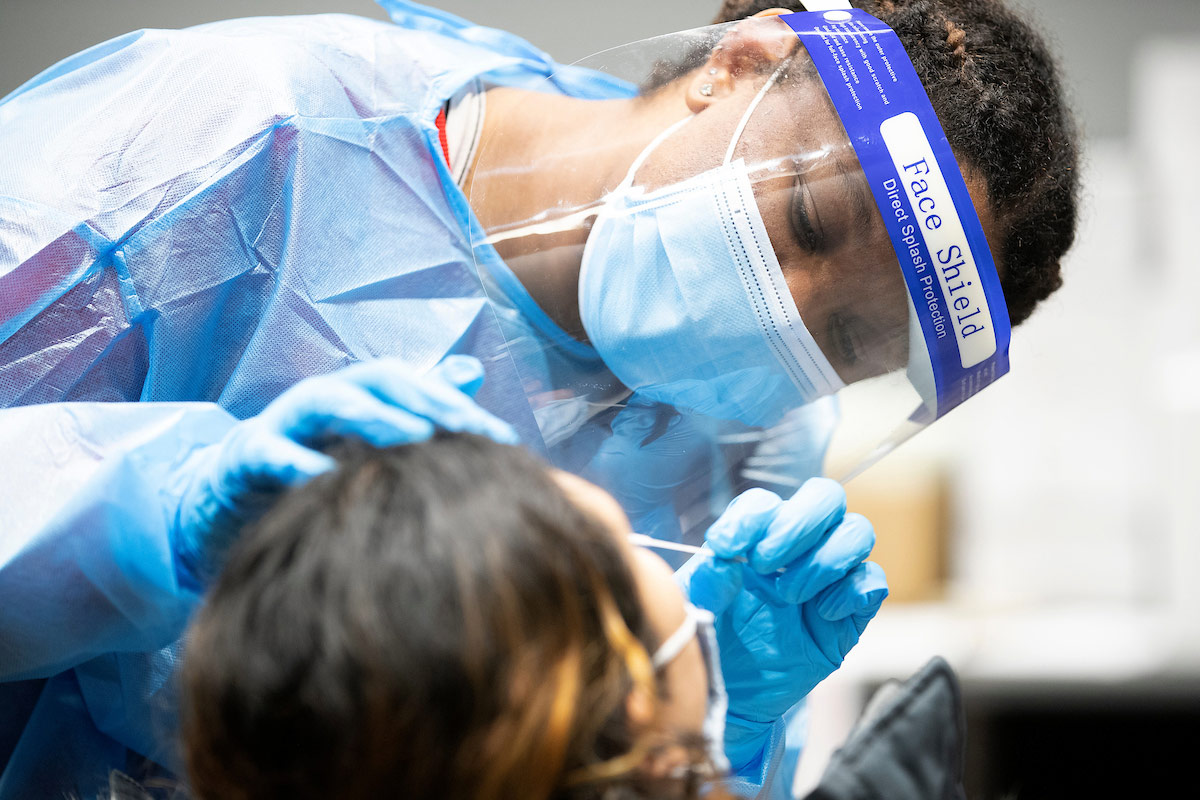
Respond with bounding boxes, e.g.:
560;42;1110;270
797;0;853;11
879;112;996;369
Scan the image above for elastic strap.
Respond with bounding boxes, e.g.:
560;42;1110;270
619;115;694;189
651;606;701;669
723;54;795;166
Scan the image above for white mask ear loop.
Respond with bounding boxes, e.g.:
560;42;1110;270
723;54;795;166
651;604;702;669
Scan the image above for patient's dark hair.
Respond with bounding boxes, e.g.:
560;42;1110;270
181;434;707;800
715;0;1078;326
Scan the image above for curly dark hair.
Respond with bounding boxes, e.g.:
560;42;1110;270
716;0;1078;325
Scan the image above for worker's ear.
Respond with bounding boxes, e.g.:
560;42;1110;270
751;6;796;16
686;11;797;113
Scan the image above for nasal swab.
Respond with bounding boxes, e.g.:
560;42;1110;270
627;533;748;564
628;532;790;573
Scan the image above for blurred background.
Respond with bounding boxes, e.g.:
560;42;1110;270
3;1;1199;797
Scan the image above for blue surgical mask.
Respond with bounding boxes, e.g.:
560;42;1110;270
651;602;730;775
578;76;844;428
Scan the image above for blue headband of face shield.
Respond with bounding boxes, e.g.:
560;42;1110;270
651;602;731;775
578;63;845;429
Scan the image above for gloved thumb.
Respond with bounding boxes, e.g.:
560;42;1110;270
431;355;487;397
240;432;339;490
815;561;888;624
676;552;743;615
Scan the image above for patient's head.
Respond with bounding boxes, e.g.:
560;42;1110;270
181;433;724;800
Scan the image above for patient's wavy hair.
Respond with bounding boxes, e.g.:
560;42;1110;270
181;433;729;800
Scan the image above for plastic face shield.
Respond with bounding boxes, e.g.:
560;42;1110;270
468;9;1009;541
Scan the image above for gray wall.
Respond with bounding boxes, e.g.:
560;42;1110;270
2;1;1200;139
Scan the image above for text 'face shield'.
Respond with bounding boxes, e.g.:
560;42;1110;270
468;10;1008;541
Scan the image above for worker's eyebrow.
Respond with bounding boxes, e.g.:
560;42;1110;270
838;157;875;230
791;174;823;252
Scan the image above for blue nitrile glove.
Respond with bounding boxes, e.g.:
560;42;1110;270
584;398;715;542
676;481;889;774
169;356;517;586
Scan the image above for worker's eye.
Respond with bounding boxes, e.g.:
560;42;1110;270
790;175;825;253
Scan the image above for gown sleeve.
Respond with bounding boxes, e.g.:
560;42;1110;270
0;401;237;681
0;27;286;683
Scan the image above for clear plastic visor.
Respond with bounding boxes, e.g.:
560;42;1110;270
467;16;974;541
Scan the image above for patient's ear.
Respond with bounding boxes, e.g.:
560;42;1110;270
625;684;655;727
626;686;697;782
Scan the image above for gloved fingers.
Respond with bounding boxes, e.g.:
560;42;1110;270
676;552;744;615
705;488;783;559
276;380;439;446
339;357;518;443
603;406;709;473
814;561;888;624
227;429;338;492
428;354;487;396
608;402;660;439
768;512;875;605
748;478;846;574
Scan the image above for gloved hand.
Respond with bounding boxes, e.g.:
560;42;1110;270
169;356;517;585
584;397;715;542
676;481;888;773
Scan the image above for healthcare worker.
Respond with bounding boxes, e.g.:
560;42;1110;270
0;0;1078;796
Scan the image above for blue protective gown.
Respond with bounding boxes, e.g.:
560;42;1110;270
0;2;805;796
